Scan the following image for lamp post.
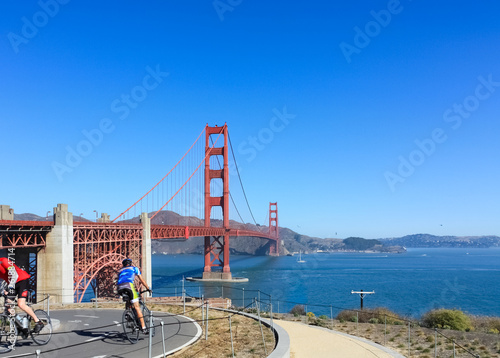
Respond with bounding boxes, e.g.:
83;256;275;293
351;289;375;310
93;210;98;222
46;211;51;221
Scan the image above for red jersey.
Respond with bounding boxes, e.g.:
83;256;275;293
0;258;31;284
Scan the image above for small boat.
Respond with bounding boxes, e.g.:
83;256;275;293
297;251;306;263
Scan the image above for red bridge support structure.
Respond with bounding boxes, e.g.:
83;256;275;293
203;124;232;280
268;202;279;256
73;222;144;303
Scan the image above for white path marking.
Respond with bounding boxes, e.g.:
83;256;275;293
74;315;100;318
85;332;110;342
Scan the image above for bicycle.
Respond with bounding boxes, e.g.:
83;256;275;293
0;293;52;353
120;289;155;344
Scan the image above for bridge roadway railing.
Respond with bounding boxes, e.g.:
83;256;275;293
150;224;277;241
0;220;53;248
0;221;277;245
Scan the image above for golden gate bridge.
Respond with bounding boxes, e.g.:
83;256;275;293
0;124;279;303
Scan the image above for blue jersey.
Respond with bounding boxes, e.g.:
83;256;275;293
117;266;141;285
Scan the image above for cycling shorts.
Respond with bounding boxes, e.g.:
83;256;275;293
9;279;30;300
117;282;139;303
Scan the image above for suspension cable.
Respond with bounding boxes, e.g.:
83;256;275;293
150;130;224;220
228;130;258;225
112;127;206;222
209;134;245;224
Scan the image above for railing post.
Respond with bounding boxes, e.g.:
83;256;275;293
384;314;387;346
148;311;153;358
201;295;205;326
242;288;245;309
330;305;333;330
434;328;437;358
356;311;359;335
205;301;209;340
256;298;267;355
47;294;50;316
182;277;185;314
161;321;166;358
408;321;411;357
269;295;273;330
229;316;235;358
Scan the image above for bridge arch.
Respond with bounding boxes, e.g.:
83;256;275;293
74;252;127;303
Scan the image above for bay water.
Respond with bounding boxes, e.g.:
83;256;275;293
151;248;500;318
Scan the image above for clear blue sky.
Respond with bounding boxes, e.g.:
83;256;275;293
1;1;499;239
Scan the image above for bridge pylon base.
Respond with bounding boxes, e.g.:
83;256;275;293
187;275;248;283
202;271;232;280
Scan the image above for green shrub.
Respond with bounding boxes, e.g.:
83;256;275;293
289;305;305;316
307;312;315;318
422;309;471;331
319;315;328;320
336;307;402;324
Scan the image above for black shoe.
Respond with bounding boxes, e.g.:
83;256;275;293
33;321;44;333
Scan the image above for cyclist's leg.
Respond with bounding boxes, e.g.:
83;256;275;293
129;284;146;330
132;301;146;330
15;281;39;323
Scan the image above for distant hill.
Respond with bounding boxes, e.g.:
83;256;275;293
379;234;500;248
13;213;92;222
14;213;48;221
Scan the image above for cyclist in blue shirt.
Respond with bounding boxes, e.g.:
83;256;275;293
117;258;152;333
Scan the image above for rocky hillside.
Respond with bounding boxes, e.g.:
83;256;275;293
379;234;500;248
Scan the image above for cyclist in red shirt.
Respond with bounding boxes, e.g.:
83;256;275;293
0;258;44;333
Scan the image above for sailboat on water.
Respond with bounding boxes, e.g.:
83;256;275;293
297;250;306;263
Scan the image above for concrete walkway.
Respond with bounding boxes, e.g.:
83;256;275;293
275;320;405;358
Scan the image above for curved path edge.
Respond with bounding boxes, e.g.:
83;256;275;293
152;313;203;358
213;308;290;358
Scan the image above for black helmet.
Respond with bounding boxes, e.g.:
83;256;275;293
122;258;132;266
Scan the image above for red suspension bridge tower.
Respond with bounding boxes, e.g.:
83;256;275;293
269;202;279;255
203;124;232;280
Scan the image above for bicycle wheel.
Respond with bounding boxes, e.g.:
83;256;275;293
0;314;17;353
140;302;155;337
122;309;139;344
30;310;52;345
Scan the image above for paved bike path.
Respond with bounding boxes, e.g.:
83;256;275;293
3;309;201;358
